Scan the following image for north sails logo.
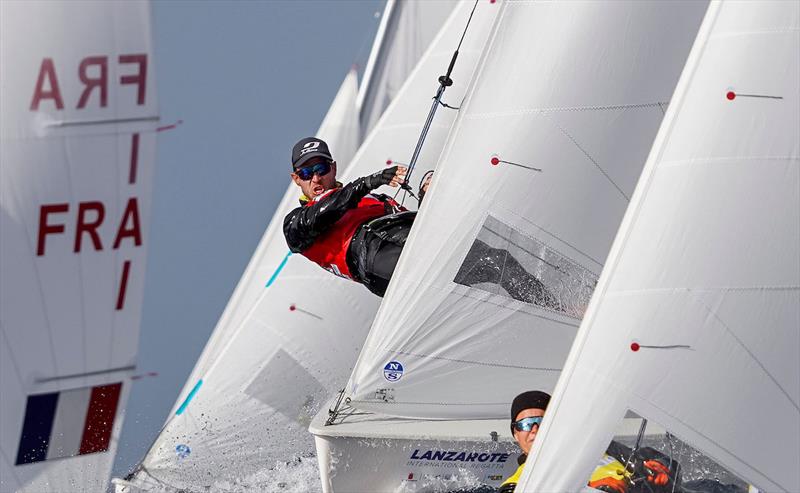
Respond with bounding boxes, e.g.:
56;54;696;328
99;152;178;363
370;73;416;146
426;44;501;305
383;361;404;381
409;449;510;463
175;444;191;459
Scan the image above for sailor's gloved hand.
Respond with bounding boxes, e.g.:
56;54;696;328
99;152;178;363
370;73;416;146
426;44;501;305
631;446;679;492
643;459;670;487
364;165;407;190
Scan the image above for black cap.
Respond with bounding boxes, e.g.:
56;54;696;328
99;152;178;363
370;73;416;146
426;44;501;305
291;137;332;169
511;390;551;423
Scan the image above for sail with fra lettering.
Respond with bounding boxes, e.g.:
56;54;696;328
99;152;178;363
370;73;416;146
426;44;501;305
0;1;158;491
114;2;469;491
520;1;799;492
311;1;708;490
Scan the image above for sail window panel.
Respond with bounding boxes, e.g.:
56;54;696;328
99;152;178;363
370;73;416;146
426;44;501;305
584;411;752;493
454;215;597;318
244;348;326;426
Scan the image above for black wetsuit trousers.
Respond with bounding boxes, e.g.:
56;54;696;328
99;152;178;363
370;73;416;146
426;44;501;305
348;213;556;308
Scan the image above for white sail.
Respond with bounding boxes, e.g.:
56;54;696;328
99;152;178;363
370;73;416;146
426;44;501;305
345;0;709;420
357;0;458;138
120;68;360;490
0;1;158;492
520;1;799;492
123;2;492;490
169;68;361;394
151;0;459;430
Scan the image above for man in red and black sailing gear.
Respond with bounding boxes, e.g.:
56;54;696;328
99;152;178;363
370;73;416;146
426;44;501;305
283;137;418;297
284;137;560;307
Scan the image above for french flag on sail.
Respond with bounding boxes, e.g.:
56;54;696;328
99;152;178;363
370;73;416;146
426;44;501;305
15;382;122;465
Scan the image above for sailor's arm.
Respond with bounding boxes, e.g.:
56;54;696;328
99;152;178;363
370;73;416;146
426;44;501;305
283;166;406;252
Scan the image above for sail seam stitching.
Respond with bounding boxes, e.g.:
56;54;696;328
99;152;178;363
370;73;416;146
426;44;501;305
608;285;800;296
350;399;510;407
551;119;631;201
386;348;562;371
695;297;800;412
465;101;669;119
660;155;799;168
457;288;582;324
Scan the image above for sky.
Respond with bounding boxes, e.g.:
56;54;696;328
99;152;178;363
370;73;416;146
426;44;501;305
112;0;384;479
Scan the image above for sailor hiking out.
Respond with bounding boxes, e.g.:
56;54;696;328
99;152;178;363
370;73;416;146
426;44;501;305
283;137;419;296
502;391;748;493
284;137;560;306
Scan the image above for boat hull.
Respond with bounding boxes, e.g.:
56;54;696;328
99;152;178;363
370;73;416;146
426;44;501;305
311;409;519;493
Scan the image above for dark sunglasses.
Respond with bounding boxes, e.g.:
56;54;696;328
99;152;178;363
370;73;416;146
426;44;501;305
512;416;543;432
295;161;332;181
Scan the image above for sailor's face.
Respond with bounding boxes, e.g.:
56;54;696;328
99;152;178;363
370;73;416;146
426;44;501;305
513;408;545;455
292;158;337;199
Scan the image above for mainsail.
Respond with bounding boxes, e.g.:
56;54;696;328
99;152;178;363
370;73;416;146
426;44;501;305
520;1;799;492
0;1;158;491
344;0;709;421
119;2;491;490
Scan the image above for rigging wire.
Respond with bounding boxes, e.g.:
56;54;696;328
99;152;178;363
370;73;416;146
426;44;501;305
329;0;483;422
399;0;480;206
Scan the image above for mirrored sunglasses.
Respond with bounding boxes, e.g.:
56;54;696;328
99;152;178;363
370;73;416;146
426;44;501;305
295;161;332;181
512;416;543;432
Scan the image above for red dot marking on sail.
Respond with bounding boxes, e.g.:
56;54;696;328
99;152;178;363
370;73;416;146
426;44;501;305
289;304;296;311
726;91;736;100
490;0;496;3
386;159;393;166
630;342;640;352
491;157;500;166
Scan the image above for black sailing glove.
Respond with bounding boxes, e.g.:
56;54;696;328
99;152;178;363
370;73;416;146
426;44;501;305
364;166;399;190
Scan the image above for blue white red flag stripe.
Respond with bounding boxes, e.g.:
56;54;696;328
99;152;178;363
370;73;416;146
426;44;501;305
15;393;59;465
80;383;122;454
15;382;122;465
